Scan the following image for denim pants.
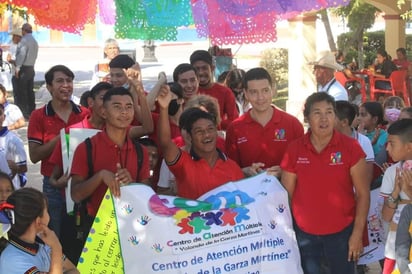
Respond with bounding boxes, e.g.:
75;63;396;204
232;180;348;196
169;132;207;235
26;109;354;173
42;176;64;238
294;223;355;274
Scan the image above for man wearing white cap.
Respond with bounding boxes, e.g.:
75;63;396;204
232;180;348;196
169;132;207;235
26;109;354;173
310;51;348;101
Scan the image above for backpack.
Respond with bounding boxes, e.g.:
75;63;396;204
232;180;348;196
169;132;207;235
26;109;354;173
74;137;144;239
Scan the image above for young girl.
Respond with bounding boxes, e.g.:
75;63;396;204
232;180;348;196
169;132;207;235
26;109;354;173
0;171;13;204
0;188;79;273
383;96;405;128
358;101;388;165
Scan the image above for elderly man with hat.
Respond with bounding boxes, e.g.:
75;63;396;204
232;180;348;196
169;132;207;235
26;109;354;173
310;51;348;101
15;23;38;119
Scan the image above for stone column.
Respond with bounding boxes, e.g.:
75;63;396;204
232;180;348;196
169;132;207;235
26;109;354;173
383;14;406;57
286;14;317;122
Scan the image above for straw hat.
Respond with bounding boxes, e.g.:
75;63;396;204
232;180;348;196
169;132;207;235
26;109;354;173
10;29;22;37
309;51;343;71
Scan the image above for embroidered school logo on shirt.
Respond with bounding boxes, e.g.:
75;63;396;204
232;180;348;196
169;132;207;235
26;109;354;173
330;152;342;164
274;129;285;140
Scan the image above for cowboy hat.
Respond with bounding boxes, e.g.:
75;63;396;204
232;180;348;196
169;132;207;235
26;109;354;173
10;29;22;37
309;51;343;71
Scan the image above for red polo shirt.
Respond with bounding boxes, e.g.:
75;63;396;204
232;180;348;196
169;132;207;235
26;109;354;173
27;101;89;177
168;149;244;199
71;130;150;216
280;130;365;235
225;106;304;168
198;83;239;130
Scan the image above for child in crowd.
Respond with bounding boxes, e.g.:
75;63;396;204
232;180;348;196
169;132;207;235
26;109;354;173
0;104;27;189
383;96;405;128
358;101;388;165
0;83;25;130
380;119;412;274
399;107;412;120
0;171;13;203
0;188;79;273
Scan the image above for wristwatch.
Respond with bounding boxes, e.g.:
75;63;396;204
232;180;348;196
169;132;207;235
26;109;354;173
387;195;399;204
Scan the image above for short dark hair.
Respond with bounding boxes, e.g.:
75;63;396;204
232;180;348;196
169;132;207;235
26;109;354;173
360;101;384;126
7;188;47;237
377;48;388;59
138;137;157;148
173;63;198;82
103;87;133;104
401;107;412;119
0;171;13;191
90;82;113;99
244;67;273;90
79;91;91;108
303;92;336;118
168;82;183;99
45;65;74;85
179;107;217;133
190;50;213;66
335;100;356;125
109;54;135;69
397;47;407;56
387;119;412;143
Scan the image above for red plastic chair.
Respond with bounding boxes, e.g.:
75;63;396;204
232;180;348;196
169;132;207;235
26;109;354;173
334;71;367;103
370;70;410;106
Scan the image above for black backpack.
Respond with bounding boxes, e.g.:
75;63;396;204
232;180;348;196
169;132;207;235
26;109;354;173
74;137;144;239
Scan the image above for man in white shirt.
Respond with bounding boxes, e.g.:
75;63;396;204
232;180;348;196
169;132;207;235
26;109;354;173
310;51;348;101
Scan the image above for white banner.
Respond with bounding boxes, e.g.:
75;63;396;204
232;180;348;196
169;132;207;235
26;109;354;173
77;173;303;274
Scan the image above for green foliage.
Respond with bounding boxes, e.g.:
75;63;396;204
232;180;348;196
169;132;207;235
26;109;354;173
338;31;412;67
332;0;378;31
259;48;288;89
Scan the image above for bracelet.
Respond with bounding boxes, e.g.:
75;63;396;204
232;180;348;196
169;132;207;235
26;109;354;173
387;195;400;204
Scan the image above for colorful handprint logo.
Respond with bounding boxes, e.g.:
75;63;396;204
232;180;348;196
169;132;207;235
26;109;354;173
275;129;286;140
330;152;342;164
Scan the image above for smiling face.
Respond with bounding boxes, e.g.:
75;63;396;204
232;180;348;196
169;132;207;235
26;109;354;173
307;100;336;138
102;94;134;129
47;71;74;102
189;118;217;154
177;70;199;100
245;79;273;113
109;68;128;88
192;60;213;89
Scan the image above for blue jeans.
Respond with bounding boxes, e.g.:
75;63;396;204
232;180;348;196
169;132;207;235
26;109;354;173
294;223;355;274
42;176;64;238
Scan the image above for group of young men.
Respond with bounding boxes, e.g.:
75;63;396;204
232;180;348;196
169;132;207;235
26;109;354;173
21;46;374;274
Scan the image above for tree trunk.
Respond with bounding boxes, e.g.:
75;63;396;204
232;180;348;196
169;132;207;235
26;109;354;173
319;9;337;52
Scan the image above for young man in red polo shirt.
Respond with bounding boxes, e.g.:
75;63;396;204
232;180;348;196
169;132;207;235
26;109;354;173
70;87;150;217
225;67;304;178
27;65;89;237
190;50;238;130
157;85;243;199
